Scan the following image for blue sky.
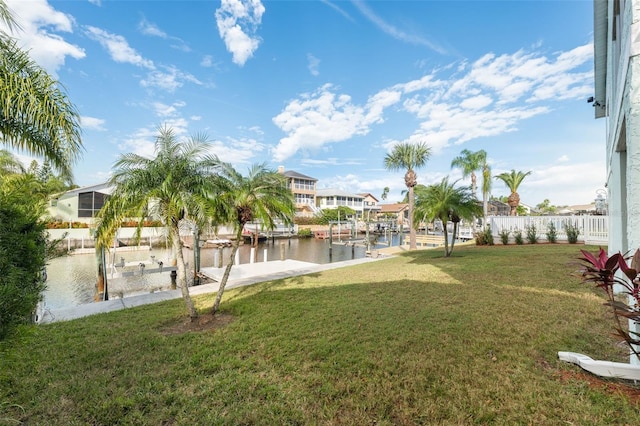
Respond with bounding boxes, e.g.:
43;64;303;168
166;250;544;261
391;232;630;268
4;0;605;207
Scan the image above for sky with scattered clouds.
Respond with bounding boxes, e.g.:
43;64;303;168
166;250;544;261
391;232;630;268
3;0;605;207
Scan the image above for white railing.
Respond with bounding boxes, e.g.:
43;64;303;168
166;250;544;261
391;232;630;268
488;215;608;245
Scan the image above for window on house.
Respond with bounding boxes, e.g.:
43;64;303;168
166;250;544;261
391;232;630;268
78;192;108;217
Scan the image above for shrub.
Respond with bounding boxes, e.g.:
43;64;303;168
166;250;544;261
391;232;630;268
513;229;523;245
297;228;313;238
564;221;580;244
525;224;538;244
499;229;510;245
0;198;47;339
294;216;324;226
578;248;640;361
475;226;493;245
546;222;557;243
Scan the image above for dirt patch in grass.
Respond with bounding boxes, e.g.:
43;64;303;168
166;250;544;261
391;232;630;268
159;312;234;335
538;357;640;406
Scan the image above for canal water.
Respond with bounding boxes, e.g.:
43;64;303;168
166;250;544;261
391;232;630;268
43;235;402;310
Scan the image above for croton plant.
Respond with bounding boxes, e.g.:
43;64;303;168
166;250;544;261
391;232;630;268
579;247;640;360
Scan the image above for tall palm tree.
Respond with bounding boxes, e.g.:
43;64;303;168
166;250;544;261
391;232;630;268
494;169;531;216
384;141;431;250
481;162;492;223
381;186;389;201
95;127;221;320
0;1;83;178
414;178;482;257
450;149;487;199
207;163;295;316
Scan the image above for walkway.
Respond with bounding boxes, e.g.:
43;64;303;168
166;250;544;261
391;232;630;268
38;255;391;324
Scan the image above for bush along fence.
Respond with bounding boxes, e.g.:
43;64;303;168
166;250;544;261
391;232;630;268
488;215;608;245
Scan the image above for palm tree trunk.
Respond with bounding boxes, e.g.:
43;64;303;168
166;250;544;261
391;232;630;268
442;220;449;257
482;192;488;227
211;230;241;316
409;186;416;250
448;222;458;257
171;225;198;320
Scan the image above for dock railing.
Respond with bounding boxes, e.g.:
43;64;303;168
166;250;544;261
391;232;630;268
488;215;608;245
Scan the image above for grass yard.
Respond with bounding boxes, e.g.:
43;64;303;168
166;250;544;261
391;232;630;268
2;244;640;425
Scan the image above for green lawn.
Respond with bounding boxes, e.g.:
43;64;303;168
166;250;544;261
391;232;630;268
2;244;639;425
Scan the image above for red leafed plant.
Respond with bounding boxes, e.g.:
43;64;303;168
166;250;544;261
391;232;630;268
579;247;640;360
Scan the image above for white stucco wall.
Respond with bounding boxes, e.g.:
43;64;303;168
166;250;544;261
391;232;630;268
605;0;640;255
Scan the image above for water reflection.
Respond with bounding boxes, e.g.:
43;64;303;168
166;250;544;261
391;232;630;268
44;237;382;310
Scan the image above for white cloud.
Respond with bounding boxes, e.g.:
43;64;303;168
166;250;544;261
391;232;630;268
352;0;446;54
271;43;593;164
498;162;606;206
140;65;202;92
307;54;320;76
209;136;266;165
80;116;106;131
215;0;265;66
201;55;214;67
320;0;354;22
138;17;167;38
85;26;155;69
151;101;186;118
2;0;85;75
138;16;191;52
272;84;392;162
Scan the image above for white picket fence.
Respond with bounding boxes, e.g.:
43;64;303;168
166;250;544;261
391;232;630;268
488;215;608;245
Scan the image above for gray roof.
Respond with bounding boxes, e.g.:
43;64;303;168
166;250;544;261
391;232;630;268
283;170;317;181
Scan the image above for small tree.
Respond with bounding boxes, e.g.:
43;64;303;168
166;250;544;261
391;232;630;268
546;222;557;243
564;221;580;244
525;224;538;244
0;176;48;339
414;177;482;257
513;229;524;245
207;163;295;316
499;229;510;245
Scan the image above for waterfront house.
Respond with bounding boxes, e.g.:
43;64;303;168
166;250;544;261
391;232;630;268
47;182;112;224
278;167;319;217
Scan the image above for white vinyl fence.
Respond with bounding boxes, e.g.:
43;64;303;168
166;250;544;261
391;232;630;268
488;215;608;245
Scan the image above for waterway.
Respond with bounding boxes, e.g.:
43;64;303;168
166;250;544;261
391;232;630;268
43;234;402;310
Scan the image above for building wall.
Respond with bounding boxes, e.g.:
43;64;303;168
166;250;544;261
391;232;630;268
605;0;640;255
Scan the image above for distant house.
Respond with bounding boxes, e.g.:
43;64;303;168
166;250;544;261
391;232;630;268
378;203;409;226
278;167;319;217
487;200;510;216
358;193;382;219
48;182;112;223
316;189;364;215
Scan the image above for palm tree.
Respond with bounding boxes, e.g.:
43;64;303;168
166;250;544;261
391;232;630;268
207;163;295;316
381;187;389;201
414;178;482;257
95;127;221;320
481;162;492;222
0;1;83;178
450;149;487;199
494;169;532;216
384;141;431;250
